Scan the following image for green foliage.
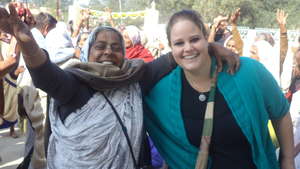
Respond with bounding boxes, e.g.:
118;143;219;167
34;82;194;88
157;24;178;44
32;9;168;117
27;0;300;29
154;0;300;29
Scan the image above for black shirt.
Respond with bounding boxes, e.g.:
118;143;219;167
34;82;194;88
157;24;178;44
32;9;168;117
181;72;257;169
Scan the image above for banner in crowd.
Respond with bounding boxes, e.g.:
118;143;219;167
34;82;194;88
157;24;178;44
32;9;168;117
89;9;146;20
236;26;300;43
68;5;146;22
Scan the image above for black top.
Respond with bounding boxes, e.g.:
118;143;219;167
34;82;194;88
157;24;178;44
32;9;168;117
181;72;256;169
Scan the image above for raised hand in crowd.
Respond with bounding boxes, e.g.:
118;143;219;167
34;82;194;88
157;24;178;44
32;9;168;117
230;8;241;26
208;15;228;42
226;8;244;56
0;3;47;68
72;8;90;37
276;9;288;75
276;9;288;28
104;7;115;27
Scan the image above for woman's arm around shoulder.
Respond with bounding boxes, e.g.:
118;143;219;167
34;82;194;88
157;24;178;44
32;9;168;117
139;52;177;94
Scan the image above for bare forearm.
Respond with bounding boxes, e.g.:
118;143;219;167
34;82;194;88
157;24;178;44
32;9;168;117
272;113;295;168
208;26;217;43
279;24;288;75
231;25;244;56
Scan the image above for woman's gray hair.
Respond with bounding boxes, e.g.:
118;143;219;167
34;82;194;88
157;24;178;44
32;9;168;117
80;26;125;62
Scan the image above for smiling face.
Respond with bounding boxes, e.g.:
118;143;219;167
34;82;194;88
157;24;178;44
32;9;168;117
170;19;210;73
88;30;124;67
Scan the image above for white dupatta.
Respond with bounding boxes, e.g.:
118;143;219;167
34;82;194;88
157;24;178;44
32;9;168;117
47;83;143;169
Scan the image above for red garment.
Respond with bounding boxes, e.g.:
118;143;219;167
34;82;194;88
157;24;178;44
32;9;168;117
126;44;154;63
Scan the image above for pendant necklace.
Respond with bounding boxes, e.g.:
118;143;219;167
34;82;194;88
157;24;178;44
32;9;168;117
198;92;206;102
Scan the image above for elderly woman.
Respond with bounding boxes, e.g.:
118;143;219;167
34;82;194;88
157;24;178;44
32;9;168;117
123;25;154;62
0;4;239;169
0;4;149;168
35;28;146;168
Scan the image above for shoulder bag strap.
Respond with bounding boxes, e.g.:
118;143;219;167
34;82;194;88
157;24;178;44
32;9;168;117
101;91;139;169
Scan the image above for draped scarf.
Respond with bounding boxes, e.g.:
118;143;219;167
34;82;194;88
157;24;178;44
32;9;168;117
47;26;145;169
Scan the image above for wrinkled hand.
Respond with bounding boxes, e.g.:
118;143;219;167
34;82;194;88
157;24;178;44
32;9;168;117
0;3;29;40
208;42;240;74
230;8;241;25
276;9;288;25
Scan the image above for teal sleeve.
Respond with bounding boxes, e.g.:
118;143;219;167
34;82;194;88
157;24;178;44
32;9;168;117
256;62;290;119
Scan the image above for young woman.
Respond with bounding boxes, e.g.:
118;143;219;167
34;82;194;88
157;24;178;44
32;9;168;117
142;10;294;169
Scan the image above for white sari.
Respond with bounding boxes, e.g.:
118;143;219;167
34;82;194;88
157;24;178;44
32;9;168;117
47;83;143;169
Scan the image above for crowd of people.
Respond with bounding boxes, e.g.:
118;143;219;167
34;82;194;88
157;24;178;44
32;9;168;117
0;2;299;169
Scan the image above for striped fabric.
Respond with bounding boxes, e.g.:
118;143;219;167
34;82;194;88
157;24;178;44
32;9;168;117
195;58;218;169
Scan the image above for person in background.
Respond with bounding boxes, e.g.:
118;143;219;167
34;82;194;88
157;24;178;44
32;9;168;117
123;25;154;62
17;12;57;169
276;9;289;76
250;9;288;84
45;22;78;68
208;14;231;44
0;30;22;138
74;31;89;59
224;8;243;56
286;49;300;169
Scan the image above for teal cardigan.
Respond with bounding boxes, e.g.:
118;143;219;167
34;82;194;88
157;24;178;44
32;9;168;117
144;57;289;169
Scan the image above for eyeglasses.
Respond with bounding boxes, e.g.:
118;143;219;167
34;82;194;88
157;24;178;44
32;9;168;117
92;42;122;52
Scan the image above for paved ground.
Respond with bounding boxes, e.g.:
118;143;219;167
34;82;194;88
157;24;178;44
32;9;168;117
0;128;25;169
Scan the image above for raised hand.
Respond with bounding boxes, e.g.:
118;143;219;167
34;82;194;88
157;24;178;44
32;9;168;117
0;3;47;68
0;3;30;41
213;15;228;28
276;9;288;26
230;8;241;25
